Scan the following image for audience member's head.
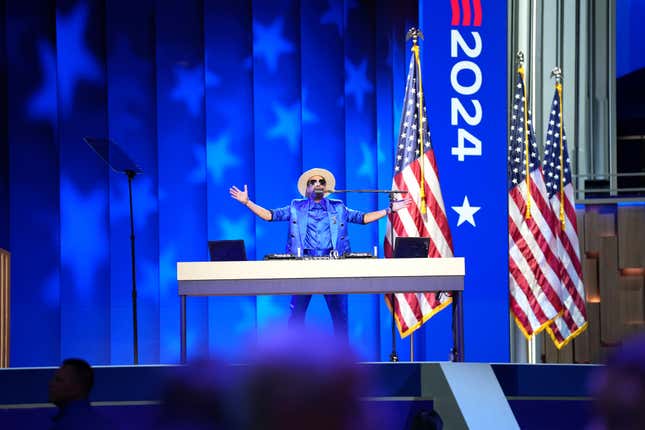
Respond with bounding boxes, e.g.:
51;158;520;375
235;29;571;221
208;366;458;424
589;332;645;430
48;358;94;407
409;408;443;430
240;326;366;430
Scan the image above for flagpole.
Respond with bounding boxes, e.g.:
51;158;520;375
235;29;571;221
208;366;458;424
390;308;398;362
407;28;427;215
388;192;399;363
527;336;537;364
516;52;532;220
407;26;425;363
551;67;566;231
410;332;414;361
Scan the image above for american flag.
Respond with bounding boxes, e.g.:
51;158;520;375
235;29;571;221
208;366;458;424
384;45;454;338
508;65;563;338
542;84;588;348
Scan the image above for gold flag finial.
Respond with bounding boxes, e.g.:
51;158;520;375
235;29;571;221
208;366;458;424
406;28;424;46
516;51;525;64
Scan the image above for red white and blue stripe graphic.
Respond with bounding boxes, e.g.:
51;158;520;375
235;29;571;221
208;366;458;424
450;0;482;26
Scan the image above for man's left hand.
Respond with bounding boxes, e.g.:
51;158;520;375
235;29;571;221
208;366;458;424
391;197;413;212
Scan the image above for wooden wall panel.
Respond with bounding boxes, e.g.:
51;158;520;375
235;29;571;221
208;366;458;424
583;257;599;301
617;206;645;268
574;320;591;363
0;249;9;368
558;339;573;363
586;302;601;363
583;208;616;254
576;209;585;257
543;331;557;363
599;236;622;345
618;275;645;338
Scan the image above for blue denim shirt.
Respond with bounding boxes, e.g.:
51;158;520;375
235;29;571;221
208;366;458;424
303;201;332;251
270;198;366;255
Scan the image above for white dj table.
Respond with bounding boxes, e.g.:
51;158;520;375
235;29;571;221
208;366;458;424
177;257;465;362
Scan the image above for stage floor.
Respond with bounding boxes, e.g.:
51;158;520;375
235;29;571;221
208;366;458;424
0;362;597;430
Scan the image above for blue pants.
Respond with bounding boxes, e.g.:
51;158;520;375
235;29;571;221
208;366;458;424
288;293;348;337
288;248;347;337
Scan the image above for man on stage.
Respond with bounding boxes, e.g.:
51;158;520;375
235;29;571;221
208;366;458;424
229;167;410;336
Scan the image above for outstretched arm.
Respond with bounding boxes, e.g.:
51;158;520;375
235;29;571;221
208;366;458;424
229;184;272;221
363;197;412;224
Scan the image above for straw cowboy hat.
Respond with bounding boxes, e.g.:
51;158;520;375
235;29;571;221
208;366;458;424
297;167;336;197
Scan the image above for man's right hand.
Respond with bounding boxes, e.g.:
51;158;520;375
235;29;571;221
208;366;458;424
229;184;249;205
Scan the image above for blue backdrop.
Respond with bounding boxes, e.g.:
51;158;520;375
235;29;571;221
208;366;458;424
1;0;509;366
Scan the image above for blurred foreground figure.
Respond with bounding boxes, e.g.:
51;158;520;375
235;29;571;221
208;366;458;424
241;327;368;430
156;358;238;430
588;332;645;430
48;358;111;430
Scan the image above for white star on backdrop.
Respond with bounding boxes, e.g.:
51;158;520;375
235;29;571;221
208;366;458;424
345;58;373;111
267;101;301;150
171;65;219;116
253;18;295;72
60;176;108;294
356;141;375;178
55;3;103;114
451;195;481;227
30;3;104;121
320;0;357;35
28;42;58;123
207;134;241;183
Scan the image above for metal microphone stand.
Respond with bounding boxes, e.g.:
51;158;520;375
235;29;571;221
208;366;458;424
331;189;407;362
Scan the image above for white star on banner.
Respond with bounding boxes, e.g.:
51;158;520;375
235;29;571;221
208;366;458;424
451;195;481;227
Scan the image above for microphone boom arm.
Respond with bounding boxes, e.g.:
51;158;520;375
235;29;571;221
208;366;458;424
329;189;408;194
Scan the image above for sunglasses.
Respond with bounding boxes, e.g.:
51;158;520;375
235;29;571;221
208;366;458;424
307;178;326;186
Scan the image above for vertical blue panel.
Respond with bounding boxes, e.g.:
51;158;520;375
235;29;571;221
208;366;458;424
204;0;257;360
252;0;302;335
57;0;111;363
422;0;509;362
375;0;395;361
7;0;61;365
301;0;345;177
299;0;346;337
376;0;418;362
106;0;159;364
0;0;7;252
344;1;380;360
344;2;378;252
156;0;208;362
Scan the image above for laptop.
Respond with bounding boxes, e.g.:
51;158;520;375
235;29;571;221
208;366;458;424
208;240;247;261
393;237;430;258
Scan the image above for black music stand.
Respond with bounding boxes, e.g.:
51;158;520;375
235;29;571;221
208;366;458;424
84;137;143;365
